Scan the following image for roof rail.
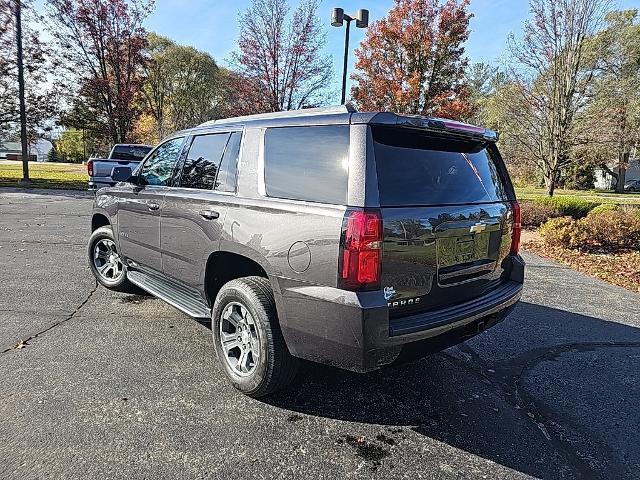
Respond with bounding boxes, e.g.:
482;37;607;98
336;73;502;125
199;103;357;127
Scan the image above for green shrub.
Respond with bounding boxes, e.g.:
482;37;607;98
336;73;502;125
520;200;560;228
530;195;599;219
588;204;619;216
540;209;640;253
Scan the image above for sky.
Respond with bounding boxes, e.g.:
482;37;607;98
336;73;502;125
145;0;640;100
146;0;528;68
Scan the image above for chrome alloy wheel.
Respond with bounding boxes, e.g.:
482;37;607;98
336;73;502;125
93;238;124;282
219;302;260;377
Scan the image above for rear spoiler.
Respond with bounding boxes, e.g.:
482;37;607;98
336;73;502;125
351;112;499;143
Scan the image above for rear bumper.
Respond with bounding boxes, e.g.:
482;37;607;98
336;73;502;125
387;281;521;338
278;255;524;372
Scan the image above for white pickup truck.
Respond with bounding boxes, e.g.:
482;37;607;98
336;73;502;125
87;143;153;191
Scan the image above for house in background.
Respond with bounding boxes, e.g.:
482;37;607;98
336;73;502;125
0;141;24;160
594;159;640;189
0;139;52;162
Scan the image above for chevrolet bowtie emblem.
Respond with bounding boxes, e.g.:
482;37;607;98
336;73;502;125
469;222;486;234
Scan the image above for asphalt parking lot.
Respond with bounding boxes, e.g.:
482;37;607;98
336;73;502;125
1;188;639;479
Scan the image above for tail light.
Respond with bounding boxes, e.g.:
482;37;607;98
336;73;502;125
87;160;93;177
339;209;382;290
510;200;521;255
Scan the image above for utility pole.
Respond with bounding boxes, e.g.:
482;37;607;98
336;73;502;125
15;0;29;183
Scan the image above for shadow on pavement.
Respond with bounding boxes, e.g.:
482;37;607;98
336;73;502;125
264;301;640;479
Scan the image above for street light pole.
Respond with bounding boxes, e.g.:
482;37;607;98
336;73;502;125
340;18;350;105
332;7;369;105
15;0;29;182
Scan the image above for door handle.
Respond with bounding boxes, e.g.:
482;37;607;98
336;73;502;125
147;202;160;211
199;209;219;220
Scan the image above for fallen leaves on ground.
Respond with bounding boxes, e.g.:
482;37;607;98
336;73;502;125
524;240;640;293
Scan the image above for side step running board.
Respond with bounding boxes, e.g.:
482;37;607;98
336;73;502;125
127;270;211;319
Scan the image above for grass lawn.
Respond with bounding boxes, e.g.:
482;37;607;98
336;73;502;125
515;186;640;205
0;161;87;190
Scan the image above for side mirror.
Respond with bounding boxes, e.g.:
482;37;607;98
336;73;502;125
111;166;133;183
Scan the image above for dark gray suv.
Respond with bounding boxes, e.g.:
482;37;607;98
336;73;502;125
88;105;524;397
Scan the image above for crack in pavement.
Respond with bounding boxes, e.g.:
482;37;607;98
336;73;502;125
452;341;640;479
1;281;98;354
508;342;639;480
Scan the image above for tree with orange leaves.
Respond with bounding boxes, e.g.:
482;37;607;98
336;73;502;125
351;0;473;120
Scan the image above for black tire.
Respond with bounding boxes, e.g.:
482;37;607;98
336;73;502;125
212;276;298;397
87;226;136;292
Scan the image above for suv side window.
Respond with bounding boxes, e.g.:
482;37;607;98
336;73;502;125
138;137;185;186
264;125;349;204
180;133;231;190
215;132;242;192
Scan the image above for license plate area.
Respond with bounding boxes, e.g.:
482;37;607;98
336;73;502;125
436;233;496;286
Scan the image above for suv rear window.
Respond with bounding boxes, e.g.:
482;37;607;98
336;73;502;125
264;125;349;204
373;127;509;206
